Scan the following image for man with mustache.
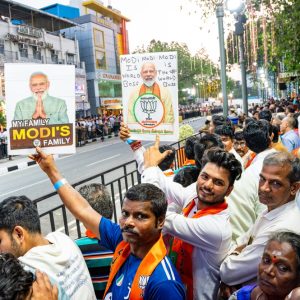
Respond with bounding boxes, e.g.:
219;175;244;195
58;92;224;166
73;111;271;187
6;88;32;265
14;72;69;124
142;140;243;299
127;62;174;124
31;147;185;300
220;151;300;297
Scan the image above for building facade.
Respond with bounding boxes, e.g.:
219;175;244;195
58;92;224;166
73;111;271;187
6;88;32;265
54;0;129;116
0;0;88;117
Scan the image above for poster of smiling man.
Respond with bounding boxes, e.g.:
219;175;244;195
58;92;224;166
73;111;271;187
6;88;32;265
5;63;75;155
120;52;179;141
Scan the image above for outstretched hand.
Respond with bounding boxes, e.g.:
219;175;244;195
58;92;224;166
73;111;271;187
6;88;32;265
144;135;173;169
31;270;58;300
119;122;131;141
29;147;58;176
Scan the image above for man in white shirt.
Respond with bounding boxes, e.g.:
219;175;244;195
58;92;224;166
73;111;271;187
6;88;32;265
142;139;243;299
220;151;300;297
0;196;96;300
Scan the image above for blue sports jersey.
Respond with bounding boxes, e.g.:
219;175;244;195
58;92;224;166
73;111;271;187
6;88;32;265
99;217;185;300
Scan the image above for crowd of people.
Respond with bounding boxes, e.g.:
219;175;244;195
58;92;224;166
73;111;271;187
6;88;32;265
75;114;123;144
1;97;300;299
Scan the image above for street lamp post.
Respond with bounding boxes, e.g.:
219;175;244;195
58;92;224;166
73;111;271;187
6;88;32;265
235;14;248;115
216;3;228;117
227;0;248;116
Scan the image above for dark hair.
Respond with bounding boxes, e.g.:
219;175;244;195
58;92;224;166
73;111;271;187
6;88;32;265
267;231;300;273
0;196;41;234
158;145;176;171
212;115;226;127
194;134;224;169
271;124;279;143
287;105;295;114
201;148;242;186
184;136;200;160
124;183;167;219
263;152;300;184
78;183;113;219
259;110;272;122
214;125;234;139
173;166;200;187
0;253;34;300
244;119;270;154
234;130;244;141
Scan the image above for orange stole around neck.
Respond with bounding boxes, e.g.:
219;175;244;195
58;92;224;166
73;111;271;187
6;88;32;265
168;200;228;300
139;83;161;99
103;235;167;300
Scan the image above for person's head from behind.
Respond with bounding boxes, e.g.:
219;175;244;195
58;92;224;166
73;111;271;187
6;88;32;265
214;124;234;152
259;109;273;123
140;62;157;87
196;148;242;206
78;183;113;219
233;130;249;157
281;117;296;134
0;196;41;257
244;119;271;154
184;136;200;160
120;183;167;246
29;72;49;100
194;133;224;169
259;152;300;211
173;166;200;187
258;232;300;299
158;145;176;171
0;252;34;300
253;111;259;120
209;115;226;133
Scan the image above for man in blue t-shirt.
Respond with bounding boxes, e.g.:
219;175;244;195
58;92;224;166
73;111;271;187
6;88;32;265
32;147;185;300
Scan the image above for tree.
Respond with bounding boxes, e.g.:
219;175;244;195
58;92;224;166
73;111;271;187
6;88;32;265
134;39;220;103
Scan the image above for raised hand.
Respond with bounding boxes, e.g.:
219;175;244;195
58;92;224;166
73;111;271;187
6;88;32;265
143;135;173;169
119;122;131;141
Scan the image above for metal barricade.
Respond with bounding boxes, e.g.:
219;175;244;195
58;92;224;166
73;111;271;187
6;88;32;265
34;135;201;238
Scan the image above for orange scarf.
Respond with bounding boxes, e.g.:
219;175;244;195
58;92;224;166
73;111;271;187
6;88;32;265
245;152;256;169
169;200;228;300
139;82;161;99
85;229;97;239
103;235;167;300
183;159;195;167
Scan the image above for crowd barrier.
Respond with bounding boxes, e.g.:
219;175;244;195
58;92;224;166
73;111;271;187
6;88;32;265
34;134;201;238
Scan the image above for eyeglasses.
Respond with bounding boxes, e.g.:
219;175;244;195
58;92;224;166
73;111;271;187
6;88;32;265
233;141;246;148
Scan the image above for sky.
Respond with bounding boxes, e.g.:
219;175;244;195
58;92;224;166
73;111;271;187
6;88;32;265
14;0;220;61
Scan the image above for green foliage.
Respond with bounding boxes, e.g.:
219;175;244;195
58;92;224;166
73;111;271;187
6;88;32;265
133;39;222;103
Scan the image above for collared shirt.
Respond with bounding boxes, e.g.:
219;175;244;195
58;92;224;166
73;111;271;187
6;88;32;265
281;130;300;152
142;167;231;299
220;201;300;286
164;201;231;300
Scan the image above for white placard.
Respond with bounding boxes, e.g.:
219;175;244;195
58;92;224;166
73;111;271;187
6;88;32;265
120;52;179;141
5;63;75;155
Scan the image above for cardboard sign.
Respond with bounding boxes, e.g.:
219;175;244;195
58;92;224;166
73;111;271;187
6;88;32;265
120;52;179;141
5;63;76;155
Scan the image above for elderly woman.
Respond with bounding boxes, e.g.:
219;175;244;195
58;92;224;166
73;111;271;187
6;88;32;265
230;231;300;300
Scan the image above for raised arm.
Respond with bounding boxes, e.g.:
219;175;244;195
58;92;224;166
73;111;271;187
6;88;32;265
30;147;101;239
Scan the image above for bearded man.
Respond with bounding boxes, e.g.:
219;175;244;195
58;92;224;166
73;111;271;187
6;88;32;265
13;72;69;124
127;62;174;124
